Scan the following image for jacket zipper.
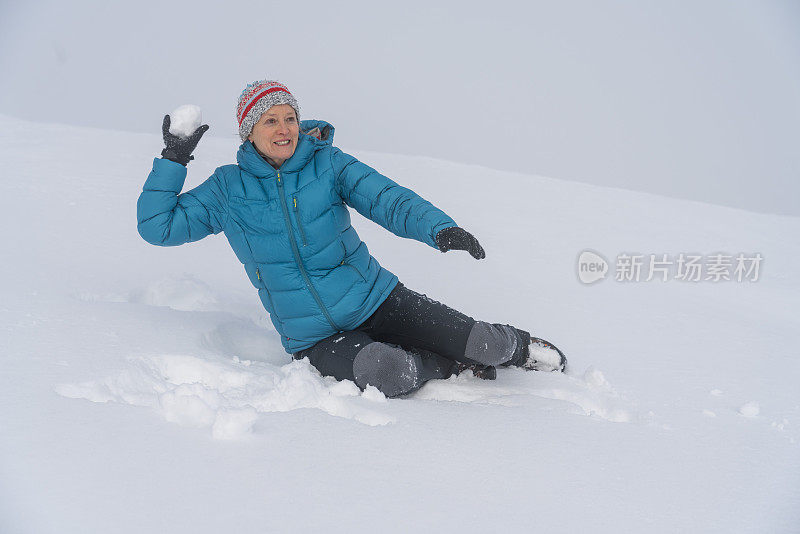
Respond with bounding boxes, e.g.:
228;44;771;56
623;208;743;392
275;171;341;332
292;197;308;246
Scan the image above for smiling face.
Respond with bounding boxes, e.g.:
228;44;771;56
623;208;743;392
248;104;300;168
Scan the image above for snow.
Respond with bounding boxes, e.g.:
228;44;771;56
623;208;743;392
168;104;202;138
739;402;761;418
1;114;799;533
527;340;563;370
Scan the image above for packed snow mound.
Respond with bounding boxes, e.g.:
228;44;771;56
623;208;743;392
56;354;397;437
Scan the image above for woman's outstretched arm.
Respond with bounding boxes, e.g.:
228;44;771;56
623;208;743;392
331;148;457;249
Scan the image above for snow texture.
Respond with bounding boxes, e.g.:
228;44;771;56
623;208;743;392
55;354;396;434
527;341;563;370
0;115;798;533
739;402;760;418
168;104;202;138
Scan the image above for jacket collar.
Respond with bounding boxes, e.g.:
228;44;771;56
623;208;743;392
236;119;335;178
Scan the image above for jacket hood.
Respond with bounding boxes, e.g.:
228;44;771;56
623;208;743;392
236;119;335;177
301;119;335;143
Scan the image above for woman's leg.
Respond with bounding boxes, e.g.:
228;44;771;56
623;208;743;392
294;330;375;383
294;329;456;397
293;282;531;397
365;282;530;367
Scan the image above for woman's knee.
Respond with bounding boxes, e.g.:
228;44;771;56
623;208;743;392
352;342;424;398
297;330;375;382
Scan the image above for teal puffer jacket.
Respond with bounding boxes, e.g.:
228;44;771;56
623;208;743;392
137;120;457;353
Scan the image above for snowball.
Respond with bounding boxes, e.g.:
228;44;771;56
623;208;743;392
738;402;759;418
169;104;202;138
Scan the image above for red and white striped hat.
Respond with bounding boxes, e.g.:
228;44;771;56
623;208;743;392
236;80;300;142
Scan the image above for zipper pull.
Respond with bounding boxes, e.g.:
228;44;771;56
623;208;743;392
293;198;297;209
277;171;281;183
256;268;261;281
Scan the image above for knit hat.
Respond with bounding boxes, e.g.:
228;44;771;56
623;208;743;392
236;80;300;142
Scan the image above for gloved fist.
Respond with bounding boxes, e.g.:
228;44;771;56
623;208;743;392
435;227;486;260
161;115;209;166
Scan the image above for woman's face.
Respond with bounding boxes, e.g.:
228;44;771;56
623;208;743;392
248;104;299;167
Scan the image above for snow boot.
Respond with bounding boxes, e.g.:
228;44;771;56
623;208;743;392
522;337;567;372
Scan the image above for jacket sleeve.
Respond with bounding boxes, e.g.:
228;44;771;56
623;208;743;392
331;148;457;249
137;158;228;246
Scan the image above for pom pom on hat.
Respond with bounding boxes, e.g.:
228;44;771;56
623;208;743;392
236;80;300;142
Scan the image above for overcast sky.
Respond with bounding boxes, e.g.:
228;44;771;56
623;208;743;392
1;0;798;215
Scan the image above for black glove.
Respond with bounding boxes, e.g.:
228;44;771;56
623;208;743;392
160;115;209;166
435;227;485;260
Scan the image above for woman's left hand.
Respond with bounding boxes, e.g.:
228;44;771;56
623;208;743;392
435;227;486;260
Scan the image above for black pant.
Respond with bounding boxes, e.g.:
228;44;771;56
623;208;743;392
295;282;529;386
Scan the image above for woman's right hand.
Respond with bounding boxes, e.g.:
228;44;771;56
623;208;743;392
161;115;209;166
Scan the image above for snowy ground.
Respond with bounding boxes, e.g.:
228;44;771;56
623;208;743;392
1;115;798;533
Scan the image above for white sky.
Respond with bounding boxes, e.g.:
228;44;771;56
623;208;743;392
1;0;798;215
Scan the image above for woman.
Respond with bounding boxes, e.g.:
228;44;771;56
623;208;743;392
138;80;565;397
